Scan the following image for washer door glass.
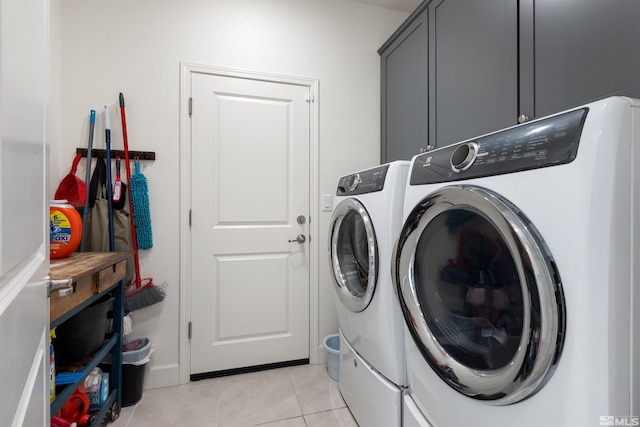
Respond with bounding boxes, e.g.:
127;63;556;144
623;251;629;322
329;198;377;312
393;185;565;404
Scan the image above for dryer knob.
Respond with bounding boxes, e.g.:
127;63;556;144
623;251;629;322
451;142;479;173
348;173;361;191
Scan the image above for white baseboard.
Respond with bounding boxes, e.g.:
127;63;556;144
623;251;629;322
143;362;180;390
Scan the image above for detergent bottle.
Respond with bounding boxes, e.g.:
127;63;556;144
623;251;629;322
50;200;82;259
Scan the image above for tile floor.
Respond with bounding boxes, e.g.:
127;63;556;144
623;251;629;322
110;364;358;427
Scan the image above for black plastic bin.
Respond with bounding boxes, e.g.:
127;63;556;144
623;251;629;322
53;294;113;365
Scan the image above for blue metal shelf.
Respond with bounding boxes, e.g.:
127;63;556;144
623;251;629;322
50;258;124;425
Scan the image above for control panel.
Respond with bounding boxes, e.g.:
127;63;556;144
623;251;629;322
410;108;588;185
336;164;389;196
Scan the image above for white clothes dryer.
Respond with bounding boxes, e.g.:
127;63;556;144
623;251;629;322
329;161;410;427
393;97;639;427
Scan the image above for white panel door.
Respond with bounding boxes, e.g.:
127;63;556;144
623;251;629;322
0;0;50;425
190;71;310;375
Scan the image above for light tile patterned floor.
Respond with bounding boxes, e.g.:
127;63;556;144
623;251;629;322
110;364;358;427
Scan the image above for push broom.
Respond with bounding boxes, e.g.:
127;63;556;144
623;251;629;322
119;92;165;311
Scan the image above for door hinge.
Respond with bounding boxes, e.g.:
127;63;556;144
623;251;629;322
188;321;192;339
189;97;193;116
189;209;192;227
305;92;314;102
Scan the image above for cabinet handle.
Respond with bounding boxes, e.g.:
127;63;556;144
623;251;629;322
419;145;434;153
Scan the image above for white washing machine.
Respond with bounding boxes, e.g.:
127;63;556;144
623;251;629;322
393;97;640;427
328;161;410;427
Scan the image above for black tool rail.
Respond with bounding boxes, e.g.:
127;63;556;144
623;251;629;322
76;147;156;161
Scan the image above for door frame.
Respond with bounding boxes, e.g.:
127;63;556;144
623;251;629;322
178;62;320;384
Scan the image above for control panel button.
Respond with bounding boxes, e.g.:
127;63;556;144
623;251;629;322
450;142;479;173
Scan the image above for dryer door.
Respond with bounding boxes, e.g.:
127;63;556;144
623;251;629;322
329;198;378;312
393;185;565;404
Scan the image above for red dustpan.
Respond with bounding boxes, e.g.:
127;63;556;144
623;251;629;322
54;153;87;207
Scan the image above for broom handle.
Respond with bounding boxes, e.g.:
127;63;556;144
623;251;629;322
119;93;142;288
104;106;115;252
80;110;96;252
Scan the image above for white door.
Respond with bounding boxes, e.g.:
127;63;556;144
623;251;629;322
0;0;50;425
189;71;311;375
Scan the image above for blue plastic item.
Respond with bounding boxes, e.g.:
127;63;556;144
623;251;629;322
55;372;84;386
323;333;340;381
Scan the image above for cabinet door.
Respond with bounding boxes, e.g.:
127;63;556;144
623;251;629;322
520;0;640;119
429;0;518;147
380;8;428;162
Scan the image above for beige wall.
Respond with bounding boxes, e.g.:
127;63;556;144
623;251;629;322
50;0;408;388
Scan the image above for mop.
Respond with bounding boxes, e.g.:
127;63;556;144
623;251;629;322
119;93;165;311
130;159;153;250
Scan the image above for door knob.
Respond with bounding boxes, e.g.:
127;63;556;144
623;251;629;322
288;234;306;244
47;274;74;297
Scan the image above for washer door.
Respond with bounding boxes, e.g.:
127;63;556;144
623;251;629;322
329;198;378;312
393;185;565;404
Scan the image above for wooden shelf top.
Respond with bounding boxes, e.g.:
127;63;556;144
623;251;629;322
50;252;129;280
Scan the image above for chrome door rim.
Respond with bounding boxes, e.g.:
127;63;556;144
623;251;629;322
393;185;565;404
329;198;378;312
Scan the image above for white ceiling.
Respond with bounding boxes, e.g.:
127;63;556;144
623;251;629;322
350;0;422;13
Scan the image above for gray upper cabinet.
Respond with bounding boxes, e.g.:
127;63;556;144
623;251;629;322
428;0;517;151
381;0;640;162
519;0;640;120
380;5;428;162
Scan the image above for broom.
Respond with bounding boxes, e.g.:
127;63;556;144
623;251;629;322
119;92;165;311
